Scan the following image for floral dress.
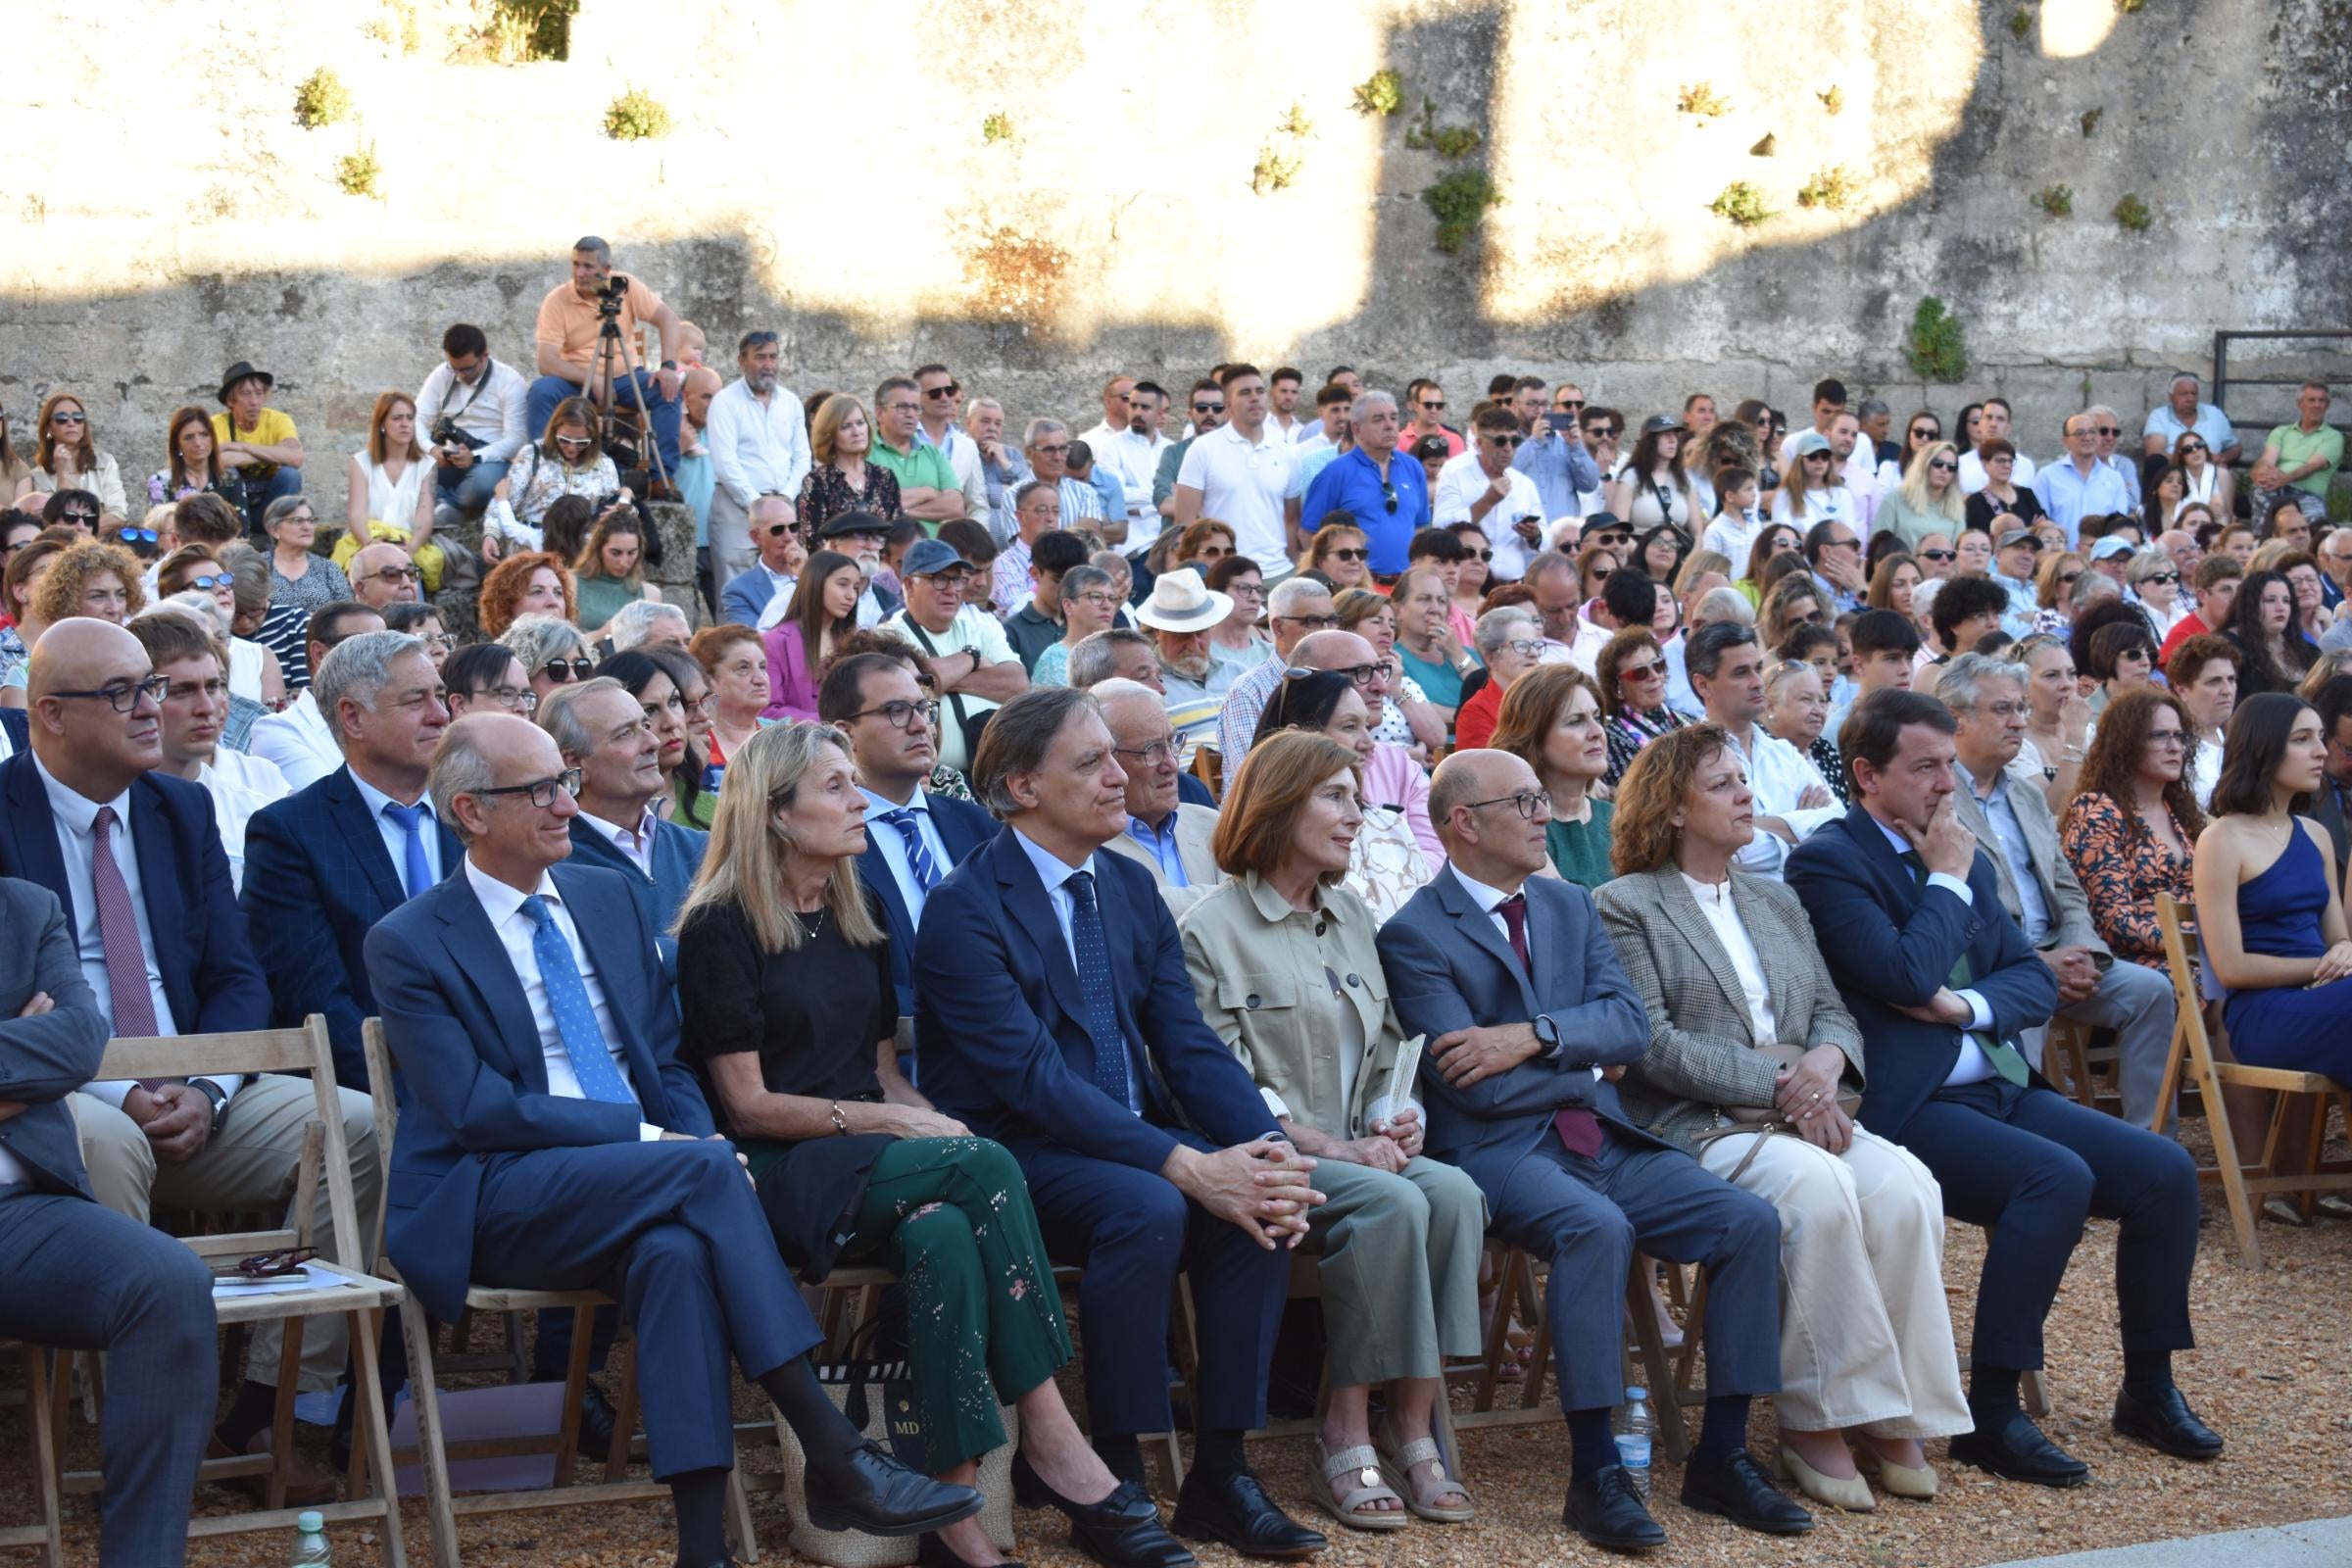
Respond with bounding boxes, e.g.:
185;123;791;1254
2058;792;2195;969
797;462;903;534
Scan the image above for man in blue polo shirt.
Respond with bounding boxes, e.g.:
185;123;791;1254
1298;388;1429;578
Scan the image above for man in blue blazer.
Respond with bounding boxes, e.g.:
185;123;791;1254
718;494;804;626
1786;689;2218;1489
1377;748;1805;1550
0;876;215;1564
242;630;460;1087
916;687;1329;1561
823;653;995;1033
364;712;977;1568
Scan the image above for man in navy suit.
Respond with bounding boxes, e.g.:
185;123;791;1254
822;653;994;1049
1377;749;1806;1550
0;618;380;1503
0;875;216;1564
364;713;978;1568
718;494;804;626
242;630;458;1088
916;686;1329;1560
1787;689;2218;1488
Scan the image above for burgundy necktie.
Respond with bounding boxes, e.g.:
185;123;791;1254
1497;893;1601;1158
91;807;160;1038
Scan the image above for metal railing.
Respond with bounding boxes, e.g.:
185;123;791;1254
2210;329;2350;474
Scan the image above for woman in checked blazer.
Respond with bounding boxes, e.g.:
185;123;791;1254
1593;722;1969;1514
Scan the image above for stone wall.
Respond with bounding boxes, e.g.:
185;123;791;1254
2;0;2345;521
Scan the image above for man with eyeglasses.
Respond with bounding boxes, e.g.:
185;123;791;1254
1938;655;2177;1129
1377;749;1802;1550
249;603;388;791
1688;622;1839;877
348;541;423;610
416;323;531;529
869;376;963;527
1509;379;1600;538
1212;577;1336;765
1152;378;1227;525
2141;371;2239;465
1096;678;1224;914
1;617;382;1507
1288;629;1444;867
1298;389;1429;581
878;538;1029;773
1019;417;1106;537
720;494;807;627
2032;414;2133;546
993;479;1067;624
130;612;289;896
1173;365;1305;579
1436;409;1547;582
705;331;811;591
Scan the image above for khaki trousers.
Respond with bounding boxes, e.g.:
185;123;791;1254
1305;1155;1488;1389
71;1076;382;1394
1695;1124;1971;1438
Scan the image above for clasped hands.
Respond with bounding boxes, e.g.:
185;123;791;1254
1773;1042;1853;1153
1165;1140;1327;1251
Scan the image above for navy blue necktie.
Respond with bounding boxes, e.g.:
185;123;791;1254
380;801;436;900
879;808;940;893
1065;870;1132;1108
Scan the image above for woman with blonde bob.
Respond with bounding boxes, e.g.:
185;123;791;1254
674;720;1119;1568
1876;440;1969;552
1180;729;1486;1531
1594;723;1969;1512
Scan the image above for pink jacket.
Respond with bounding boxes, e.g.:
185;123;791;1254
762;622;821;720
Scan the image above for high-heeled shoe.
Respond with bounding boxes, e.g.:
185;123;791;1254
1778;1443;1876;1512
915;1530;1024;1568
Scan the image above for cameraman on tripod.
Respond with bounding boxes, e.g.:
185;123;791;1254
525;235;706;482
416;322;530;529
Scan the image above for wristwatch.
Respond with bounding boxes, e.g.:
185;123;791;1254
189;1078;230;1136
1532;1013;1562;1060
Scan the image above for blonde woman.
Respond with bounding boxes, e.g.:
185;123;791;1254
1876;441;1969;552
797;395;904;535
570;505;661;639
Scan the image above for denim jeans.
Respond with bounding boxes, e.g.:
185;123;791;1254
237;464;303;533
433;457;511;519
527;369;681;474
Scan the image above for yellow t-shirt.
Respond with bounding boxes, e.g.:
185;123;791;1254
213;408;300;479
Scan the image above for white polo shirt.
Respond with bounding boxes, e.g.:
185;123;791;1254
1175;422;1303;574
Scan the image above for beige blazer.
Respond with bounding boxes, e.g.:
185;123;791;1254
1178;871;1420;1140
1101;803;1224;915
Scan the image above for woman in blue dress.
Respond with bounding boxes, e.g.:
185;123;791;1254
2192;692;2352;1081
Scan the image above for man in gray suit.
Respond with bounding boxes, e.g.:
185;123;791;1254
1375;749;1809;1550
0;876;215;1563
1935;656;2176;1126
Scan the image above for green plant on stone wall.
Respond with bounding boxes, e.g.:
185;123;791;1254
2009;5;2034;39
2115;193;2153;231
981;112;1012;143
2116;0;2145;13
1353;69;1403;117
2080;106;2103;135
1906;297;1969;383
293;69;354;129
1818;85;1844;115
1252;144;1303;195
604;87;671;141
1423;169;1497;253
489;0;573;62
2032;182;2074;218
1679;81;1732;119
336;142;383;199
1797;166;1858;211
1277;103;1312;138
1404;98;1480;158
1709;181;1774;227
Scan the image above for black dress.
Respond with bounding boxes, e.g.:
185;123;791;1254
677;894;897;1281
796;462;903;535
1965;486;2045;533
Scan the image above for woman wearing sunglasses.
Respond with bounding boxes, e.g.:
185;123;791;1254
484;396;624;562
157;545;286;709
2127;549;2191;639
20;392;128;522
1305;520;1372;592
2170;429;2234;523
499;612;597;710
1878;440;1970;553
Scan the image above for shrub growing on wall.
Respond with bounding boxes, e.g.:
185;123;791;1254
1907;297;1969;383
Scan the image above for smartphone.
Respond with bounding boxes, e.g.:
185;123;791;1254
1543;412;1578;433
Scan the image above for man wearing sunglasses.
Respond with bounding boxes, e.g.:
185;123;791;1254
1511;377;1601;529
1152;378;1225;524
1080;374;1163;536
1403;377;1464;458
348;541;424;611
2;619;382;1508
1436;408;1547;582
1299;389;1429;579
719;494;806;628
2032;413;2133;547
705;331;812;590
2082;405;2141;510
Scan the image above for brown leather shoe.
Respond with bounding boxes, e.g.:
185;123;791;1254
209;1431;339;1507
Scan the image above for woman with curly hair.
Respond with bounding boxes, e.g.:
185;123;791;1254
477;550;576;640
2061;687;2205;986
2221;567;2315;696
30;538;144;628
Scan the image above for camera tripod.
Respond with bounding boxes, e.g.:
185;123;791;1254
582;292;673;499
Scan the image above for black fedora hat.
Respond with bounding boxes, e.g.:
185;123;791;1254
218;361;275;404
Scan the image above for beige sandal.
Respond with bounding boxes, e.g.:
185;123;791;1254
1310;1440;1409;1531
1373;1423;1475;1524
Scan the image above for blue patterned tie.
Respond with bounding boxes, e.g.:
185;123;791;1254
520;895;636;1104
1064;871;1132;1108
380;802;436;900
878;808;939;893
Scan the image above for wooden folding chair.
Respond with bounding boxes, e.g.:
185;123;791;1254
0;1344;64;1567
1192;744;1223;801
2041;1016;2120;1113
362;1021;760;1568
2152;894;2352;1267
50;1018;408;1561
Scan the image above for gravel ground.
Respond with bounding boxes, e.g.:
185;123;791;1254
12;1152;2352;1568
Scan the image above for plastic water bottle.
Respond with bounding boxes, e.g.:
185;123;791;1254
289;1510;330;1566
1615;1388;1654;1500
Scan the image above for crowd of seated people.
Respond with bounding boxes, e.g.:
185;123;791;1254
15;275;2352;1564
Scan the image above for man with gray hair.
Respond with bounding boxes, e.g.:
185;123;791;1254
348;541;423;610
1299;387;1430;578
964;395;1031;541
2083;404;2141;508
1023;417;1104;531
609;598;691;654
1936;653;2176;1125
1094;677;1223;912
1066;627;1164;695
1215;575;1337;763
2141;370;2238;464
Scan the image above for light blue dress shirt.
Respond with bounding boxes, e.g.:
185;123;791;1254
1123;809;1190;888
1010;827;1146;1113
859;785;953;922
348;764;444;889
1955;761;2052;945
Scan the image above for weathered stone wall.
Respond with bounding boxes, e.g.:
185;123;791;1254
2;0;2344;520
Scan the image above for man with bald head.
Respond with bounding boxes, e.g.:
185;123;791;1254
0;618;379;1503
1095;678;1222;912
1376;750;1803;1549
365;712;980;1568
1284;627;1443;868
348;541;424;610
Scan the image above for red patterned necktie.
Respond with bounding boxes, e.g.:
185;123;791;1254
1497;894;1601;1158
91;806;160;1037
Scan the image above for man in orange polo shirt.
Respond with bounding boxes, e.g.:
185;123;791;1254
526;235;707;479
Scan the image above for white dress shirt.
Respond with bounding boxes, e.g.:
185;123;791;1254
859;785;953;923
1009;828;1145;1113
1721;724;1841;877
414;357;532;465
463;858;663;1139
1432;453;1546;580
1080;421;1164;523
197;748;290;894
1864;813;1997;1085
705;377;813;510
247;691;343;792
1680;873;1780;1046
348;764;444;891
33;754;249;1108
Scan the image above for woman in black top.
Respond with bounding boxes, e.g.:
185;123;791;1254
676;721;1137;1568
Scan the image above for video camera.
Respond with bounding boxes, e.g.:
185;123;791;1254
595;271;631;319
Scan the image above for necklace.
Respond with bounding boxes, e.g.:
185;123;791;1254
796;904;829;938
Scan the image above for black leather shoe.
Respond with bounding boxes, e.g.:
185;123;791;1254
916;1532;1024;1568
804;1442;983;1537
1169;1468;1326;1560
576;1387;619;1466
1679;1450;1814;1536
1949;1411;2090;1488
2113;1385;2224;1460
1009;1455;1196;1568
1562;1465;1666;1552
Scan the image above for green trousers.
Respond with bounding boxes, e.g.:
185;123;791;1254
839;1137;1072;1472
